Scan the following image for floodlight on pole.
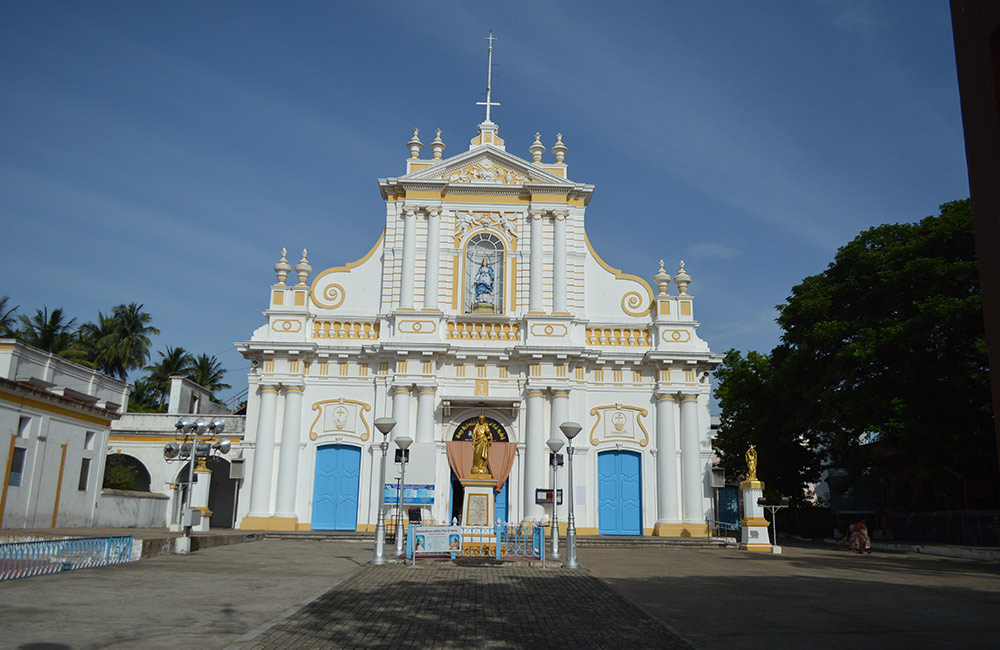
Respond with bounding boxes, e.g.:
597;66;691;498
546;437;564;559
393;435;413;557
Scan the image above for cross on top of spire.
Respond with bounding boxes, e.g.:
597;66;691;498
476;32;500;124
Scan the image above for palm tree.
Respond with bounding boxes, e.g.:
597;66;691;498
127;377;162;413
74;311;117;371
0;297;18;337
17;307;78;354
98;303;160;381
146;346;195;407
189;353;230;399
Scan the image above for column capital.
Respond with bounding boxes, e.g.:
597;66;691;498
416;385;438;394
550;389;570;398
281;382;305;393
679;393;700;402
530;210;546;219
427;208;440;218
655;392;678;402
553;211;569;220
259;382;280;393
402;206;418;217
393;384;413;394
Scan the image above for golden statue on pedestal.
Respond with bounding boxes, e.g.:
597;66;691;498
746;444;758;481
470;415;492;476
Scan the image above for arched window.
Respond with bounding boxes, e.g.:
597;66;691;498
464;232;504;314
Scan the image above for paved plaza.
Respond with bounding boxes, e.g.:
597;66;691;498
0;538;998;649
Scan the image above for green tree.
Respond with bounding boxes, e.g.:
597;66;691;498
188;353;230;399
127;377;162;413
146;346;195;407
713;349;821;501
716;199;996;509
0;296;18;337
16;307;78;354
93;303;160;381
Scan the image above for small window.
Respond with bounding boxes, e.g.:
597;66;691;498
78;458;91;491
8;448;26;487
84;431;96;450
16;416;31;438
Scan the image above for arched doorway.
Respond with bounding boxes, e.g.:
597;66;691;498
312;444;361;530
598;449;642;535
207;457;238;528
102;453;151;491
448;416;511;524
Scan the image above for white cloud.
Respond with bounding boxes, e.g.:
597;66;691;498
686;242;739;260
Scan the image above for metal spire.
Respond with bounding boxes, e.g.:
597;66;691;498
476;32;500;123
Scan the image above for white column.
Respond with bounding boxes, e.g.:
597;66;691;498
424;209;441;309
247;384;279;517
529;211;544;313
550;389;569;519
523;390;546;520
415;386;435;443
656;394;680;524
192;463;212;532
680;394;703;523
274;385;304;518
391;385;411;443
552;212;567;313
400;208;417;310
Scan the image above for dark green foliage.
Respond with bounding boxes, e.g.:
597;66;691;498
102;454;137;490
715;199;997;508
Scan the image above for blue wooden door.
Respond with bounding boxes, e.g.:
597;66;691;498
312;445;361;530
494;480;509;524
598;450;642;535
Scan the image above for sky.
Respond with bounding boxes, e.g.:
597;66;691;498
0;1;970;404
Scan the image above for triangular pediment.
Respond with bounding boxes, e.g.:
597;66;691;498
401;146;571;186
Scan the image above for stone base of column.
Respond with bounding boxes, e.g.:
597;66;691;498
740;481;772;552
240;515;299;531
653;522;712;537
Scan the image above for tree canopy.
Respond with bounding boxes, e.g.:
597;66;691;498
714;199;997;508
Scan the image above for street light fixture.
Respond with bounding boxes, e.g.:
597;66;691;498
371;417;396;565
393;435;413;558
166;417;228;554
546;437;565;559
559;421;582;569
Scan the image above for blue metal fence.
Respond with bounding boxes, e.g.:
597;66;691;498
0;536;134;581
407;523;545;566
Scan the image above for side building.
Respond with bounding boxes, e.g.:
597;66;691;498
0;339;129;529
237;118;722;536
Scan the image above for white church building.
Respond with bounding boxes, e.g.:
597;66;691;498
236;109;722;537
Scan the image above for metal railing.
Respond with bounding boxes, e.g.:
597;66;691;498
707;519;741;536
407;523;546;566
0;536;134;581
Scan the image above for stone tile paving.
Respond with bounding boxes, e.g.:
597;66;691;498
239;560;695;649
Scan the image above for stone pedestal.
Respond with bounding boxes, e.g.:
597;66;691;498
740;480;771;552
460;477;497;527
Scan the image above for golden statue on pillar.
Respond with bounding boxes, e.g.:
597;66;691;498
746;444;758;481
470;415;493;476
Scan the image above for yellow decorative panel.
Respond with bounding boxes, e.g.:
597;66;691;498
308;398;372;441
360;364;369;377
659;368;670;382
680;301;692;316
271;290;284;306
398;320;436;334
575;367;585;380
378;362;389;375
530;364;541;378
456;364;466;378
659;301;670;315
339;362;349;376
475;379;489;396
263;360;275;373
660;329;692;343
397;360;408;373
444;160;525;185
293;291;306;306
684;369;696;383
272;319;302;333
499;366;509;379
422;361;433;374
477;365;487;378
633;370;643;384
530;323;568;337
289;360;300;373
319;362;330;376
595;369;605;383
589;404;650;447
556;364;567;378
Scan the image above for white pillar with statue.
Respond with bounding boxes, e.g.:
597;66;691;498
740;444;772;552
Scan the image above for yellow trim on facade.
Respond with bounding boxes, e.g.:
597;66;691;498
309;228;386;304
51;443;68;528
653;523;712;537
0;434;16;525
0;390;113;427
239;515;299;531
109;434;241;443
584;232;654;316
442;193;528;205
529;192;569;203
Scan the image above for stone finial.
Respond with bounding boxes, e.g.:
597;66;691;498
551;132;567;164
407;127;423;159
674;261;691;296
654;259;672;296
274;248;291;285
295;249;312;286
529;132;545;164
430;128;446;160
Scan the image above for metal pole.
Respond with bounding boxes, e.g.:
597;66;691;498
550;457;560;559
563;445;579;569
180;436;196;553
371;437;389;565
394;453;407;557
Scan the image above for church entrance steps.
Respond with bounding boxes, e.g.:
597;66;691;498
577;535;737;549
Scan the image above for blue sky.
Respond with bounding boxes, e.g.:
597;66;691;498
0;1;969;403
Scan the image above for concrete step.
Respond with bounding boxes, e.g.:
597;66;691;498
260;531;737;548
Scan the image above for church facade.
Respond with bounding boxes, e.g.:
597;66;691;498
236;117;721;536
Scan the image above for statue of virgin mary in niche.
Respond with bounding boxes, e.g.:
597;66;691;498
473;257;496;311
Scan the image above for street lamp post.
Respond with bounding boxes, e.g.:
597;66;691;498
560;421;582;569
393;435;413;557
546;437;564;560
371;417;396;565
